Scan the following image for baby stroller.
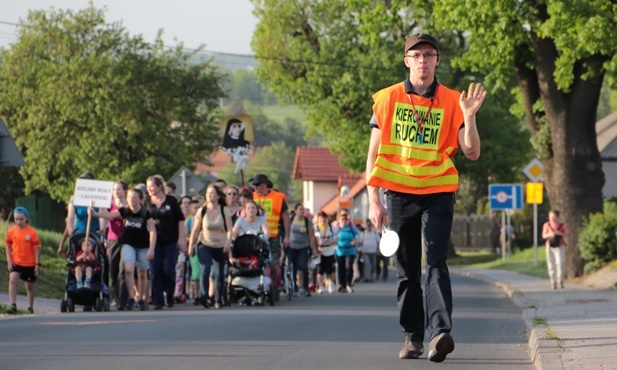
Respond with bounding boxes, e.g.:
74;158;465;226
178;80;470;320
60;233;111;312
226;234;275;306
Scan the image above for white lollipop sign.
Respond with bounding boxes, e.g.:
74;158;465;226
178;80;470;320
379;226;400;257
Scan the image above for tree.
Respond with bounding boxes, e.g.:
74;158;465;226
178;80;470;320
431;0;617;277
0;5;226;201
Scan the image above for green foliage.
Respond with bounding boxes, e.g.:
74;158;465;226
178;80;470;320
578;211;617;266
0;5;226;201
224;69;277;105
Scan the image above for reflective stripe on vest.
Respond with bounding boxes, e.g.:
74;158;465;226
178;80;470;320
374;155;455;177
371;167;458;189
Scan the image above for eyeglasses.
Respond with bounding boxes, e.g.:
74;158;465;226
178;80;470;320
405;52;439;60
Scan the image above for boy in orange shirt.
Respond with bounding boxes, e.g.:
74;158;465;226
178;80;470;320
5;207;41;314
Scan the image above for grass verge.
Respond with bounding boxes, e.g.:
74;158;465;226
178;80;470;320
450;247;549;280
1;220;66;301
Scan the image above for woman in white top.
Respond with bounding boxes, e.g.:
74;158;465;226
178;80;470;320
188;184;233;308
231;201;269;240
360;220;381;282
314;211;338;293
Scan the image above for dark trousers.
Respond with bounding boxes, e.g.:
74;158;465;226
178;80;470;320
107;240;121;300
197;244;226;301
287;247;310;292
376;255;390;280
150;242;178;305
388;191;454;342
335;255;355;289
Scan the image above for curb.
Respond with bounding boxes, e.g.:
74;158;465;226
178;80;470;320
452;269;563;370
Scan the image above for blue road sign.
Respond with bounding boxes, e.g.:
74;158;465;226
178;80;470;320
489;184;523;210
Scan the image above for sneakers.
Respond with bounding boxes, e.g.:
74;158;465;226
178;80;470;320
346;286;354;293
327;282;334;294
27;307;34;314
316;287;324;294
399;340;424;359
84;279;91;289
199;296;210;309
6;304;17;315
127;299;135;311
77;280;84;289
428;333;455;363
138;300;146;311
337;285;345;293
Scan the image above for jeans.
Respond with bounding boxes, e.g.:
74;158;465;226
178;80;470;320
376;255;389;280
287;247;310;292
197;244;226;301
388;191;454;342
335;255;356;289
150;242;178;306
363;253;377;281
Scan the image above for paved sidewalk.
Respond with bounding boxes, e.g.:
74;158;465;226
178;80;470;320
0;292;60;315
453;268;617;370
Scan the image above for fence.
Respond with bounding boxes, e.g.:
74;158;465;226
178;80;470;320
14;194;66;232
452;214;500;251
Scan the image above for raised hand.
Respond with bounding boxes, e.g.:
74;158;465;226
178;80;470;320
459;82;487;116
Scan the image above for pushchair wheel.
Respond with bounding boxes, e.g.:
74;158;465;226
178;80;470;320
95;298;103;312
103;297;110;311
67;298;75;313
60;299;68;313
269;284;276;306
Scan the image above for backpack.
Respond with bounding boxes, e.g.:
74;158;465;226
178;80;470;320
290;214;310;232
200;204;228;232
548;223;563;247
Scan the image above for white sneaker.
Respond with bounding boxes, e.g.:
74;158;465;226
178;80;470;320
317;287;324;294
346;286;354;293
327;283;333;294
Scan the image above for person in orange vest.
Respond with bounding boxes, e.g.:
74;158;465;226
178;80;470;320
249;174;291;300
366;33;487;363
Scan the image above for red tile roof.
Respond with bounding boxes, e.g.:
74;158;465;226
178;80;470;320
292;146;352;181
320;174;366;216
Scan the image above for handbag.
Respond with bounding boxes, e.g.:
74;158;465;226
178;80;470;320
548;223;563;247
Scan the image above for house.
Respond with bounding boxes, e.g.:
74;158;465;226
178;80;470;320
597;111;617;198
292;146;369;224
167;166;205;197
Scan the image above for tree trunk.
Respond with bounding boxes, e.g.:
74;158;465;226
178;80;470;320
529;33;607;278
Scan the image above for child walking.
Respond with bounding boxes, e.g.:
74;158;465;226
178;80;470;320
5;207;41;314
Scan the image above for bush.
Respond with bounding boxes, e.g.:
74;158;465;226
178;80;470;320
578;211;617;267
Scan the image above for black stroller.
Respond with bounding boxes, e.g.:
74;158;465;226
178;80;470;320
226;234;275;306
60;233;111;312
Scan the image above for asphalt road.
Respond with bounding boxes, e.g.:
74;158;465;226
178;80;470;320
0;273;533;370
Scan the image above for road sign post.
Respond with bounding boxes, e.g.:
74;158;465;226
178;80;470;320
524;159;544;266
489;184;523;261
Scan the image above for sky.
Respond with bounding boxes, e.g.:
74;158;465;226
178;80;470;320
0;0;259;55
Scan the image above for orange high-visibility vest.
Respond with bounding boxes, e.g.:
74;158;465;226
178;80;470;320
368;82;464;195
253;190;286;238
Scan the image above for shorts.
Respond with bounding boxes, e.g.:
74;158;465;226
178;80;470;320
122;244;149;270
318;255;335;275
269;237;282;265
11;264;37;283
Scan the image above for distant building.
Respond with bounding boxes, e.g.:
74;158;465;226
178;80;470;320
598;112;617;198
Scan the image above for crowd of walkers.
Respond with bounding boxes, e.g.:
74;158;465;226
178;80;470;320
60;172;392;311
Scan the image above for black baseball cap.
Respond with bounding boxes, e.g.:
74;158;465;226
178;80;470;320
405;33;439;53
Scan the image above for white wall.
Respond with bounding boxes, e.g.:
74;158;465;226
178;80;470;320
303;181;338;215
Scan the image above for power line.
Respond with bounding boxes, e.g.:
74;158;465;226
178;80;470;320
0;18;389;71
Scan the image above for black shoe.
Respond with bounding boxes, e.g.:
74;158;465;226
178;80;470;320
127;299;135;310
6;304;17;315
154;303;164;310
83;305;92;312
27;307;34;314
166;300;174;308
192;299;200;306
117;304;126;311
428;333;455;363
199;296;210;309
138;300;146;311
